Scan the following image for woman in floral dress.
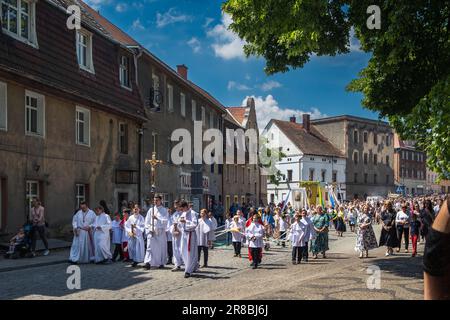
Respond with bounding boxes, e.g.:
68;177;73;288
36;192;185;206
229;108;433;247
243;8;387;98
310;205;330;259
355;204;378;258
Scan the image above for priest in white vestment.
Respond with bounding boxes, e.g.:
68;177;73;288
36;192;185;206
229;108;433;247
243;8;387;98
245;214;265;269
144;195;169;269
179;201;198;278
169;203;184;271
69;202;96;264
93;206;112;263
125;207;145;267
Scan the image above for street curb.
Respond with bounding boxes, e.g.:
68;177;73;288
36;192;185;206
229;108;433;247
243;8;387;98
0;259;69;273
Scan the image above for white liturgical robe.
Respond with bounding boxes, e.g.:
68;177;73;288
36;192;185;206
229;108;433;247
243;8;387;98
93;213;112;262
196;218;212;247
180;209;198;274
169;211;183;267
69;209;96;264
125;214;145;263
245;222;264;248
144;205;169;266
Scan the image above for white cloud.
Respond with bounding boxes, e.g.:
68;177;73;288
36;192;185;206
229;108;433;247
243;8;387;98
348;27;362;52
156;8;193;28
228;81;251;91
115;3;127;12
260;80;282;92
187;37;201;53
241;95;327;131
207;13;246;60
203;17;214;28
132;18;145;31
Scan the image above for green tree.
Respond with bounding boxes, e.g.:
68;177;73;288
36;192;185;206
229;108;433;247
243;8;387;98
223;0;450;178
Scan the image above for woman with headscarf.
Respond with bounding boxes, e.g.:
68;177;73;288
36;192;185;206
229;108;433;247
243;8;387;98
379;201;399;256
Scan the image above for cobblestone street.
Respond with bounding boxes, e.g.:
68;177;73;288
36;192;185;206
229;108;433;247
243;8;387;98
0;225;424;300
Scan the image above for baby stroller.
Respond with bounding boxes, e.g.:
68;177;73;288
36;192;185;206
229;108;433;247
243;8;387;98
4;221;33;259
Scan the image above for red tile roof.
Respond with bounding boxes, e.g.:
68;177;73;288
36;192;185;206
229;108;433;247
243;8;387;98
272;119;344;158
227;107;247;126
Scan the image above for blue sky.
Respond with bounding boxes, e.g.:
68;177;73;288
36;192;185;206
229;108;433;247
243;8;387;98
85;0;380;128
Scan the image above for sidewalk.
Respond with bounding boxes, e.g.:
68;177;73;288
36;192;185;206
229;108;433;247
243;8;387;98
0;239;71;273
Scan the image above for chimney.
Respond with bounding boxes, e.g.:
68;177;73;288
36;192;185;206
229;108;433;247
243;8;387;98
303;114;311;132
289;115;296;123
177;64;188;80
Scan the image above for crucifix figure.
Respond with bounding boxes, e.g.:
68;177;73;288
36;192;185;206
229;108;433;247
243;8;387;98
145;134;163;234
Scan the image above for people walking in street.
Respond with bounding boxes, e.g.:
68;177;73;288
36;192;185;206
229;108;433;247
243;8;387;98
355;205;378;258
410;212;422;257
311;206;330;259
379;201;399;256
197;209;212;268
144;195;169;270
335;206;346;237
420;199;435;242
229;215;244;257
245;213;265;269
179;201;199;278
169;201;184;271
225;213;233;246
396;204;411;253
121;210;131;262
290;211;313;264
30;198;50;257
93;206;112;264
207;211;217;250
125;206;145;267
69;201;96;264
111;212;124;262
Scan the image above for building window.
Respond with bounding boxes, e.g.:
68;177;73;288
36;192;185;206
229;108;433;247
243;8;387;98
25;90;45;137
374;174;377;184
0;81;6;130
119;56;131;88
76;29;94;73
354;173;358;183
167;84;174;112
191;100;196;121
180;93;186;117
119;123;128;154
321;170;326;182
373;133;378;145
26;180;39;218
287;170;293;182
75;184;87;209
201;106;206;126
373;154;378;165
353;130;358;144
364;153;368;165
332;171;337;183
152;74;160;108
1;0;37;46
309;168;315;181
363;131;368;143
386;155;390;166
76;107;90;146
364;173;368;184
353;151;358;164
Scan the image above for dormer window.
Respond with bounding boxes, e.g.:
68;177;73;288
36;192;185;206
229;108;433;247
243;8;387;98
1;0;38;47
119;56;131;89
76;29;94;73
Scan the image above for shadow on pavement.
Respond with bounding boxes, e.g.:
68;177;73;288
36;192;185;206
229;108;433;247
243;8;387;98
367;255;424;280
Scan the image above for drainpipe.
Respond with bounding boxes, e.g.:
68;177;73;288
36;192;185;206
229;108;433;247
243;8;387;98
138;127;144;206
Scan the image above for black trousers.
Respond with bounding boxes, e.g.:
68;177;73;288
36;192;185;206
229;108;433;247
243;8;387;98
302;242;309;261
250;247;262;266
31;225;49;252
167;241;173;262
112;243;124;261
198;246;208;266
292;246;307;262
397;226;410;249
232;241;242;255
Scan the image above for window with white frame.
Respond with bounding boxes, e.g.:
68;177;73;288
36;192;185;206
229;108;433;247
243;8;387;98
25;90;44;136
167;84;173;112
119;56;130;88
1;0;37;46
75;184;86;209
76;29;94;73
26;180;38;219
76;106;90;146
180;93;185;117
0;81;6;130
191;99;196;121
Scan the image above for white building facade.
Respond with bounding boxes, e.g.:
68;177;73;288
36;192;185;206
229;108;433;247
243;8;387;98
264;115;346;206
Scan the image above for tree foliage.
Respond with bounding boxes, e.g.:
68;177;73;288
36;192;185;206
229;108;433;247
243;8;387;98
223;0;450;178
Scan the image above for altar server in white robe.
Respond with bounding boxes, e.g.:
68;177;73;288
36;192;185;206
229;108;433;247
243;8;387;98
179;201;198;278
125;206;145;267
69;202;96;264
245;214;265;269
111;212;124;262
229;215;245;257
197;209;212;268
169;202;184;271
290;210;313;264
207;211;217;249
144;195;169;270
93;206;112;264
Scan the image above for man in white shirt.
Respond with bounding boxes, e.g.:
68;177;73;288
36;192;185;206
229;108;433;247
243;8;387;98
396;204;411;253
69;202;96;264
245;214;264;269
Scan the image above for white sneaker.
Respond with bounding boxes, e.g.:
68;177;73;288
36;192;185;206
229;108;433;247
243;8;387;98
43;250;50;256
385;252;390;256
